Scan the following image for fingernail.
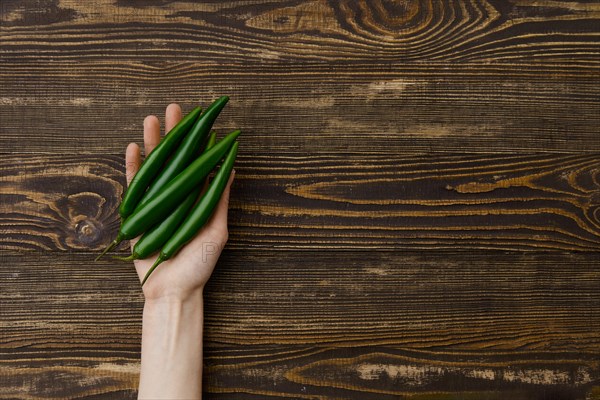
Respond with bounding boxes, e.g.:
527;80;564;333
144;115;158;127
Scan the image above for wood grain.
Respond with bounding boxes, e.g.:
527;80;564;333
2;0;599;398
204;346;600;399
1;153;599;253
1;346;599;399
1;0;598;64
0;155;123;251
0;251;598;398
0;62;598;154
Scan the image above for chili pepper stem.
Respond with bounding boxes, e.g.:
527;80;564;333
141;254;166;286
112;253;138;262
95;236;122;261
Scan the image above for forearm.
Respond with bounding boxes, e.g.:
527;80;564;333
138;291;204;399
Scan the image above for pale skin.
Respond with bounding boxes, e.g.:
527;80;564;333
125;103;235;399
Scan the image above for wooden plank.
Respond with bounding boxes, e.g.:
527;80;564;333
1;347;598;400
1;347;599;400
1;1;598;64
206;346;600;399
0;251;599;398
2;250;598;349
1;153;599;252
1;250;599;351
0;62;599;154
0;349;139;399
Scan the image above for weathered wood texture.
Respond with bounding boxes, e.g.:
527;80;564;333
1;62;599;154
1;153;599;252
1;251;599;398
1;0;600;154
1;0;599;63
1;0;599;398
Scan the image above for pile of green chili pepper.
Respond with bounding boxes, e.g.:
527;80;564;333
95;96;240;286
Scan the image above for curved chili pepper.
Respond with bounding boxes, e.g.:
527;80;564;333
96;130;239;262
135;97;228;211
120;106;201;219
114;131;218;262
95;106;202;261
142;141;238;285
107;130;240;251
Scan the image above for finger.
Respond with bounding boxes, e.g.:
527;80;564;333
207;169;235;229
165;103;182;134
125;143;142;252
143;115;161;156
125;143;141;187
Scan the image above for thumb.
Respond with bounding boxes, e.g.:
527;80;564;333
124;143;142;252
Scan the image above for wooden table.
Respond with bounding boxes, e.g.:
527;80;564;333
1;1;599;398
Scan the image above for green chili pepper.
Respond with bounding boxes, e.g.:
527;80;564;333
95;106;202;261
114;131;218;262
142;141;238;285
121;106;201;219
104;130;240;253
135;97;228;211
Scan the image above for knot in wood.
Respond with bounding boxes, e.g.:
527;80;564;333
75;219;100;244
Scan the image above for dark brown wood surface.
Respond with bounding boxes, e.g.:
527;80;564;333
1;1;599;398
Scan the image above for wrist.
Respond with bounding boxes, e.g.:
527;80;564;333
143;285;204;308
139;286;204;399
144;289;203;313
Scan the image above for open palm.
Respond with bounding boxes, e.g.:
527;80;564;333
124;103;235;300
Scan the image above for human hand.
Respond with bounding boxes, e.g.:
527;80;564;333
124;103;235;301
